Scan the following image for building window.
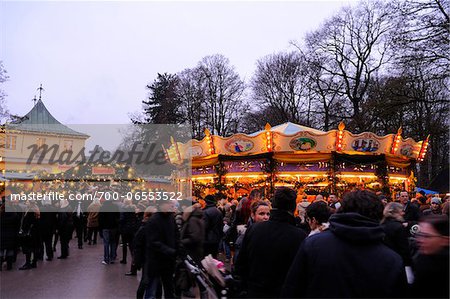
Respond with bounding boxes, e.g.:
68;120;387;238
63;140;73;151
36;137;46;148
5;136;17;150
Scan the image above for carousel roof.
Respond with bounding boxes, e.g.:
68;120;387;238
249;122;325;136
166;122;429;168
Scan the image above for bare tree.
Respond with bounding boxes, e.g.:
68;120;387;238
177;67;207;139
0;61;10;124
302;54;349;131
299;1;394;131
240;106;290;134
391;0;449;76
197;54;247;136
364;64;449;186
251;52;309;124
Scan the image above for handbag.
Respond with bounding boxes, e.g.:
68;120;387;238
174;259;194;292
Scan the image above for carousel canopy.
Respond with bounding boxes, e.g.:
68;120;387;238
167;122;428;169
249;122;325;136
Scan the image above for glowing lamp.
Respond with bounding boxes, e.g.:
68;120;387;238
417;135;430;162
336;121;345;151
204;128;215;155
391;127;402;154
265;123;273;152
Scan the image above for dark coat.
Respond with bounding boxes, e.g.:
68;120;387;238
133;221;147;271
39;207;57;236
20;208;40;249
180;208;205;263
422;208;442;216
402;201;421;237
98;201;119;230
0;211;20;250
203;204;223;245
57;205;74;238
234;209;307;298
404;201;421;226
412;248;449;298
282;212;408;298
143;212;178;278
382;217;412;266
119;205;139;235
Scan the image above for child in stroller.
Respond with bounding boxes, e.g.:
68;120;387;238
178;254;236;299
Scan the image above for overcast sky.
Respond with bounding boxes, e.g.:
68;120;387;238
2;0;356;125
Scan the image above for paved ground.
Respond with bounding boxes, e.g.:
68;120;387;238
0;241;141;299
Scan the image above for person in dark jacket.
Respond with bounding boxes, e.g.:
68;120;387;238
57;200;74;259
0;201;20;271
143;202;178;299
282;190;408;298
400;191;421;234
133;206;159;299
177;201;205;298
381;202;413;284
180;201;204;263
119;200;139;265
233;201;270;267
234;187;307;298
72;200;87;249
412;215;449;298
38;200;57;261
98;200;120;264
381;202;412;262
202;195;223;258
18;202;41;270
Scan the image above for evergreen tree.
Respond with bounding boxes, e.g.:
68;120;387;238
141;73;182;124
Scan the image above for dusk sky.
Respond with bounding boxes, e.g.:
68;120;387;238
2;0;356;125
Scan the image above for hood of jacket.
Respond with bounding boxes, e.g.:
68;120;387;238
329;212;385;243
182;206;203;222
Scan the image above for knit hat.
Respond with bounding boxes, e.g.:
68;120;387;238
431;197;442;205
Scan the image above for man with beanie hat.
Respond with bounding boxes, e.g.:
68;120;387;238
234;187;306;298
423;197;442;215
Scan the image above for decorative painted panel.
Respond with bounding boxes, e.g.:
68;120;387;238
272;131;336;152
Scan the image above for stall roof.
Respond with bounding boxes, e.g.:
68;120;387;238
1;172;36;180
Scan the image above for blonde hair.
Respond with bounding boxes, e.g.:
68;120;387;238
381;202;404;223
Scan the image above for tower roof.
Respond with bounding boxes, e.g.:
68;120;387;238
8;99;89;138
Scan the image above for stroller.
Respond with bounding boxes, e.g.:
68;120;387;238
182;254;234;299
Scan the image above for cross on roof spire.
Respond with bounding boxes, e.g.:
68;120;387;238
37;84;44;101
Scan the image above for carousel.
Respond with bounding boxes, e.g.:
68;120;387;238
166;122;429;199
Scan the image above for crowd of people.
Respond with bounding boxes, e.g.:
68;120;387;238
0;187;449;298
